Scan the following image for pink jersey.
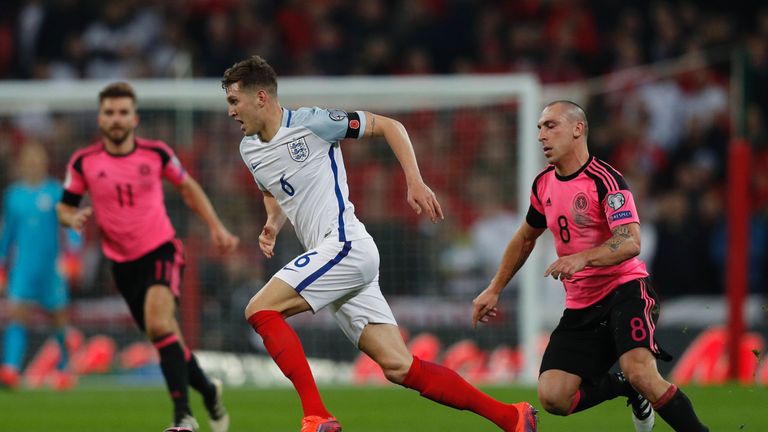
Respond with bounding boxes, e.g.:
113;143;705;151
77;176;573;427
526;156;648;309
62;138;186;262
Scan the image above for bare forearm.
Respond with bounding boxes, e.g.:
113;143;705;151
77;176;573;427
488;231;538;294
582;224;640;266
56;202;92;233
263;194;287;229
180;178;224;230
368;114;423;183
56;203;77;228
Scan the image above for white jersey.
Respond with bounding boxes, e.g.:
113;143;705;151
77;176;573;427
240;107;371;250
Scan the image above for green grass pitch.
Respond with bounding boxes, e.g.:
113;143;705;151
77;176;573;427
0;382;764;431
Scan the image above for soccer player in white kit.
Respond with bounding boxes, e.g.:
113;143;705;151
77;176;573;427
223;56;538;432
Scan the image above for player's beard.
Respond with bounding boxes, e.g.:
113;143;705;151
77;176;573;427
101;126;132;146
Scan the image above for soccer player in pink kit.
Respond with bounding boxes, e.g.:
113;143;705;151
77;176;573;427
473;101;709;432
223;55;537;432
56;82;239;432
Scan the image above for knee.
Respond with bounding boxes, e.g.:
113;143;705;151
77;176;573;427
379;357;412;385
537;389;572;416
144;318;173;340
623;364;658;395
145;327;168;340
244;290;279;320
243;298;261;320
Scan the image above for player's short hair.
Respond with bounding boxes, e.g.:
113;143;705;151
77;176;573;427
221;55;278;96
99;82;137;104
545;100;589;138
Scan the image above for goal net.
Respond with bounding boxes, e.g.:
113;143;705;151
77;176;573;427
0;75;549;385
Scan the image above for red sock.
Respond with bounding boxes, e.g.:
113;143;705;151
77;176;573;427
652;384;677;410
567;389;582;415
402;356;519;429
247;311;331;418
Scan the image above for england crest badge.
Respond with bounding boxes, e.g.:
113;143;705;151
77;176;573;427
287;137;310;162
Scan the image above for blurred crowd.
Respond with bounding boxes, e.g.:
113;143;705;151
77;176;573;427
1;0;768;348
0;0;765;82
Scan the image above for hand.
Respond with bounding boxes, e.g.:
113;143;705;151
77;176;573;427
71;207;93;233
472;287;500;329
544;253;588;280
407;181;444;223
258;224;278;258
211;225;239;255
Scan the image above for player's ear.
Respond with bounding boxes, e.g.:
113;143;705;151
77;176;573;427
256;89;269;106
573;121;584;138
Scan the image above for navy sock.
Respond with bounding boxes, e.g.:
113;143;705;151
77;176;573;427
153;333;190;422
569;372;632;414
654;385;709;432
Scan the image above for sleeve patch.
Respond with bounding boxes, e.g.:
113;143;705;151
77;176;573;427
606;192;626;210
610;210;633;221
328;109;347;121
63;170;73;189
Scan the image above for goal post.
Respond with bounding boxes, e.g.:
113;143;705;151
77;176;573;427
0;75;544;385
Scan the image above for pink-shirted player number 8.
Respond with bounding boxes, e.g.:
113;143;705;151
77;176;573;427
630;317;647;342
557;215;570;243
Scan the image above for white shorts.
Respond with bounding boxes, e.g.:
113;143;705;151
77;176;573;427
273;236;397;346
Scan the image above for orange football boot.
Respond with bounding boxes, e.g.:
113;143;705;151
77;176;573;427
300;415;342;432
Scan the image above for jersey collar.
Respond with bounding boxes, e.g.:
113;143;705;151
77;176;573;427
102;138;138;157
555;155;593;181
280;107;293;128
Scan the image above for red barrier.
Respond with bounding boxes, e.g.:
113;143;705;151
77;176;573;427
486;347;521;382
119;341;159;369
670;327;764;385
442;340;488;383
23;328;83;389
726;140;751;380
407;333;442;362
70;335;116;375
